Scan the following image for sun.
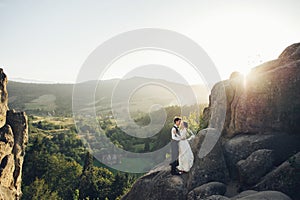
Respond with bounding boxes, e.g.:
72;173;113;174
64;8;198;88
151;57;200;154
239;66;253;89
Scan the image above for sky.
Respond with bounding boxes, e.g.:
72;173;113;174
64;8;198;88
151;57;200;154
1;0;300;85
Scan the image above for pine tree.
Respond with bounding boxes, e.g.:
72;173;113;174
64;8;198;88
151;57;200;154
79;151;96;199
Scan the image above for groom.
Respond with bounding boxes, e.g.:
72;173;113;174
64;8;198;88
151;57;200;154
170;117;181;175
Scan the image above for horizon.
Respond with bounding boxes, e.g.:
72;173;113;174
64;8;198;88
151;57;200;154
9;75;207;86
1;1;300;86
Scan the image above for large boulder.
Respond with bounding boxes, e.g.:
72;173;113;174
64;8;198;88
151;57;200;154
237;149;274;187
187;128;229;190
187;182;226;200
223;133;300;179
0;69;28;200
253;152;300;200
122;167;188;200
203;43;300;137
235;191;292;200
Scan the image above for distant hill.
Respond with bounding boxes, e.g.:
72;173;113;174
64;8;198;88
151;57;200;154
11;77;56;84
7;77;209;116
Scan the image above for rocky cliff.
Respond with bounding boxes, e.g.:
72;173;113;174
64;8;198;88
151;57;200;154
205;43;300;137
122;43;300;200
0;69;28;200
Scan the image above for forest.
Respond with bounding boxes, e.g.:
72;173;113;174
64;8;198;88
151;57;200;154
22;115;138;200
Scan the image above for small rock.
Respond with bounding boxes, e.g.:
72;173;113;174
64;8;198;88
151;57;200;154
230;190;258;200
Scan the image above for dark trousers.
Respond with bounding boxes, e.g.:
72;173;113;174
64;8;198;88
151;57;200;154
170;140;179;171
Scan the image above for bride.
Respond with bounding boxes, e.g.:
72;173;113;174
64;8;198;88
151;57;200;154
177;121;194;173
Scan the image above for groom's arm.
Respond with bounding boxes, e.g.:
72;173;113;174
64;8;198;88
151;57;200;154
171;128;181;141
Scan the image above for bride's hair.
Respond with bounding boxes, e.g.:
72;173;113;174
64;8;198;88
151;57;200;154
183;121;188;128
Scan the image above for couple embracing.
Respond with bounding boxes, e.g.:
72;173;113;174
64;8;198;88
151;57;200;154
170;117;194;175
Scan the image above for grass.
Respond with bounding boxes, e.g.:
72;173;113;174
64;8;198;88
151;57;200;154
31;116;74;126
25;94;56;111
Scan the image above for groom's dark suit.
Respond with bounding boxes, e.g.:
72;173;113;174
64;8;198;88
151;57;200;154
170;125;180;174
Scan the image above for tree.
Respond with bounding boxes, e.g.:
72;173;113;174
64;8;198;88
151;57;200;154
22;178;60;200
110;173;132;200
82;151;94;173
44;154;82;199
79;152;98;199
79;152;114;199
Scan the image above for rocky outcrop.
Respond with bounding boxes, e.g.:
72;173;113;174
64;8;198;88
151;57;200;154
204;43;300;137
203;43;300;199
0;69;28;200
219;44;300;137
123;43;300;200
0;69;8;128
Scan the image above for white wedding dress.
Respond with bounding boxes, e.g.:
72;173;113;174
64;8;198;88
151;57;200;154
177;128;194;172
